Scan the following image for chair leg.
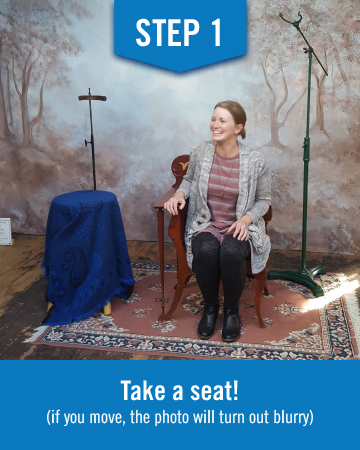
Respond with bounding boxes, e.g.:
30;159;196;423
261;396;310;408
159;280;185;321
161;211;192;321
253;267;267;328
264;284;269;296
159;255;192;321
174;273;193;290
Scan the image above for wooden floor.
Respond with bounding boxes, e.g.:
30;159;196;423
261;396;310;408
0;234;359;360
0;234;45;311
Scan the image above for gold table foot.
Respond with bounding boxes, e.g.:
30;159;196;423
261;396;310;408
103;302;112;315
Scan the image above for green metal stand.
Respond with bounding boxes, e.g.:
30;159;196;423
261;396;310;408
268;12;328;298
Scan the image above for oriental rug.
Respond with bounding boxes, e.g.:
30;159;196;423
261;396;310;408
26;261;360;360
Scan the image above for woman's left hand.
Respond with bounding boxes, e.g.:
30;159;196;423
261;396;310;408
226;215;252;241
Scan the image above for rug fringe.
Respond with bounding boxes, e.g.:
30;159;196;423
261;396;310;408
344;292;360;358
23;325;48;343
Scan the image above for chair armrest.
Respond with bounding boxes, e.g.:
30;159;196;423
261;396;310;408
153;187;177;209
263;205;273;223
168;200;188;246
168;201;188;251
263;205;273;236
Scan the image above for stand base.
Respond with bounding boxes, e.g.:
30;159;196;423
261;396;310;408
267;265;326;297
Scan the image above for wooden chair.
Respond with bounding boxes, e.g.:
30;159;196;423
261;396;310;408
157;155;272;328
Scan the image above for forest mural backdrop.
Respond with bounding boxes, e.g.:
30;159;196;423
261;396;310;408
0;0;359;255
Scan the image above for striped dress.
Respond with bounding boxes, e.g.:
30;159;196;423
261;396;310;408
196;152;239;243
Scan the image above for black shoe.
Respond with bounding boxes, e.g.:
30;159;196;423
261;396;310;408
222;307;242;342
197;304;219;339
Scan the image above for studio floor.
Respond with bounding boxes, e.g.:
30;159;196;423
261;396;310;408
0;234;359;360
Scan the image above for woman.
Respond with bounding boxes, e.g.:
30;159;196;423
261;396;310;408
164;101;271;342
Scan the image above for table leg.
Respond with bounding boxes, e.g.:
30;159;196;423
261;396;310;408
103;302;111;315
157;208;165;315
47;301;53;312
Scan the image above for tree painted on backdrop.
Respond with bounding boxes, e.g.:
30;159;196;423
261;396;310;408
249;0;360;147
262;0;360;142
0;0;91;148
298;0;360;136
248;0;360;255
249;0;308;148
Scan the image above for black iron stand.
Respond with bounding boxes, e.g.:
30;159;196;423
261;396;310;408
78;88;107;190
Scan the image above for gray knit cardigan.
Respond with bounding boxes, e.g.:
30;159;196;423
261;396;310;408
176;140;271;274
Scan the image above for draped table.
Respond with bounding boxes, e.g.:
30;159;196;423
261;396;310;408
42;190;135;325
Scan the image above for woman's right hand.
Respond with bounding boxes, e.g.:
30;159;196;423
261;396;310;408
164;193;186;215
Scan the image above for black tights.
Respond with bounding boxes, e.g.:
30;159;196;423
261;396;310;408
192;232;251;308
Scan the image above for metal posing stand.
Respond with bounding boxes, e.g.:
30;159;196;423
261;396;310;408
78;88;107;190
267;12;328;297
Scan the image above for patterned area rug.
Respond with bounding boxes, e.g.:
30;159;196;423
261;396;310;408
27;262;360;360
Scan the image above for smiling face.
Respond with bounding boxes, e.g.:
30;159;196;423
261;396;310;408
210;107;243;143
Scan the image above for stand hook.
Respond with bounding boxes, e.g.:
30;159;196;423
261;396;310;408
279;11;302;29
279;11;328;76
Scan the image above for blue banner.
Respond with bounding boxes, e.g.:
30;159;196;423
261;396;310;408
114;0;247;72
1;360;359;449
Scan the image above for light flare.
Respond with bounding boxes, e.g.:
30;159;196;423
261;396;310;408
302;274;359;311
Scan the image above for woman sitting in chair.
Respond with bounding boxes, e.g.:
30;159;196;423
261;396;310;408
164;101;271;342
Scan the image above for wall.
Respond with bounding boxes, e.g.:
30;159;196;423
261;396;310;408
0;0;359;254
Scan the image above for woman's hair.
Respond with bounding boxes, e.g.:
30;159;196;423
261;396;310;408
214;100;247;139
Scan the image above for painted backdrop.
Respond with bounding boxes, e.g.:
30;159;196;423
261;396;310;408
0;0;359;255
